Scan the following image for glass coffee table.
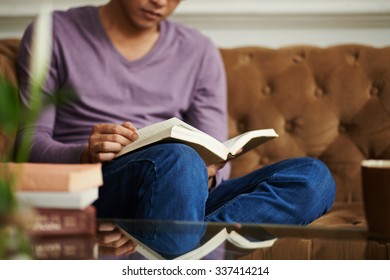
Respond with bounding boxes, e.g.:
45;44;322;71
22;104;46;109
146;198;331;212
6;218;385;280
29;219;389;260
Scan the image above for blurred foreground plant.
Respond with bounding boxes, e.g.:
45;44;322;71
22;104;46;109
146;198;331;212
0;4;53;259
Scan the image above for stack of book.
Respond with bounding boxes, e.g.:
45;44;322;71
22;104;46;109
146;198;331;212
0;162;103;259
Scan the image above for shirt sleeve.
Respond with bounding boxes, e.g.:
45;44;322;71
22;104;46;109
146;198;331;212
184;38;231;186
15;22;86;163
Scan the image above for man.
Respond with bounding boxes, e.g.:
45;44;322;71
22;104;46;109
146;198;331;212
17;0;335;225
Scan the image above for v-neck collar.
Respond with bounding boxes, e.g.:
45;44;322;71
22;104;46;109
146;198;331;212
93;6;167;68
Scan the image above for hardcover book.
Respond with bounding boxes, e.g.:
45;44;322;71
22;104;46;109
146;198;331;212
28;205;96;236
31;235;97;260
16;188;99;210
115;117;278;165
0;162;103;192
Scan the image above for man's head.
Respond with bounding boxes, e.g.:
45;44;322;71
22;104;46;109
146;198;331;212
117;0;181;31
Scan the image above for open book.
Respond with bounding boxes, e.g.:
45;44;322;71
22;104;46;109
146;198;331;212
115;117;278;165
117;226;277;260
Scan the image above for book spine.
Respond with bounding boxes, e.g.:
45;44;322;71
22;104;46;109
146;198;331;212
31;236;97;260
29;206;96;236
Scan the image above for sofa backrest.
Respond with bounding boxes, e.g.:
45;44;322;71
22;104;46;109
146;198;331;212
0;39;19;86
220;45;390;204
1;39;390;204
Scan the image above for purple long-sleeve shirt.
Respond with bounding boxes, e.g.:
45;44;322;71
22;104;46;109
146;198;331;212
16;6;230;185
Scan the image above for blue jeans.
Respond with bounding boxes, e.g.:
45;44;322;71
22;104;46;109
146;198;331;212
95;143;335;257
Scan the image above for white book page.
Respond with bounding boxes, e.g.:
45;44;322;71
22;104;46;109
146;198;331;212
171;126;230;160
223;129;278;155
174;228;229;260
118;227;229;260
136;117;184;139
135;117;218;143
116;117;218;158
227;231;277;249
116;118;183;157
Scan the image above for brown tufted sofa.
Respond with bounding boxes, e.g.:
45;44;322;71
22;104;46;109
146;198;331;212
222;45;390;224
1;39;390;259
222;45;390;222
220;45;390;259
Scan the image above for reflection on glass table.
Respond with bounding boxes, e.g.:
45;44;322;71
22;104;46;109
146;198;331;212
97;220;277;260
29;219;389;260
95;219;389;260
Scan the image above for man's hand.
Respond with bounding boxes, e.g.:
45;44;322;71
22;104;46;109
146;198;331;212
81;122;138;163
97;222;137;257
207;161;226;188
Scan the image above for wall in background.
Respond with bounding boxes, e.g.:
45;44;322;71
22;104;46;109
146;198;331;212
1;0;390;48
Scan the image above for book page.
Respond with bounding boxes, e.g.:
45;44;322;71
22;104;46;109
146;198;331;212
117;226;229;260
116;118;184;158
116;117;231;164
227;230;277;249
174;228;229;260
170;126;230;162
223;129;278;156
136;117;185;139
136;117;210;139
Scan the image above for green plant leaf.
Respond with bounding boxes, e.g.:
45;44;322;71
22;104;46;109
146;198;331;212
0;79;21;134
0;178;16;215
42;88;78;108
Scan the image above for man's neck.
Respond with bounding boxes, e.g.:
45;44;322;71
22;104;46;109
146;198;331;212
99;3;161;62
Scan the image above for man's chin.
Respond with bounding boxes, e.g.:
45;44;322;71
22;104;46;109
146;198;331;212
134;21;161;32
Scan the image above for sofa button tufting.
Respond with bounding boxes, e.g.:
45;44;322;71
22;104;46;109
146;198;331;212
239;52;254;65
285;117;302;133
339;124;347;134
237;120;247;133
315;87;324;97
370;86;380;97
259;157;270;165
262;85;272;96
285;120;294;133
346;52;359;65
292;54;305;64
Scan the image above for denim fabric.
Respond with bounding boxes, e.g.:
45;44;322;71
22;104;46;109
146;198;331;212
205;157;336;224
97;143;336;224
96;143;209;222
95;143;336;258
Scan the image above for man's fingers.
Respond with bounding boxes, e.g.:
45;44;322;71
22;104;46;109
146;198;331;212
98;222;116;231
122;121;138;134
92;123;138;141
91;141;122;153
207;161;226;177
91;134;133;147
98;231;123;244
93;152;116;162
207;165;218;178
85;122;139;163
98;240;137;256
88;142;123;163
